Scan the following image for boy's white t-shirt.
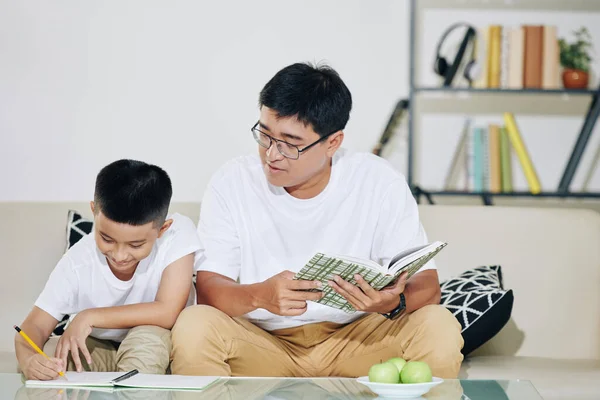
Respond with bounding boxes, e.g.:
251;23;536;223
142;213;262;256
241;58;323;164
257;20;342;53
35;213;201;342
195;148;436;332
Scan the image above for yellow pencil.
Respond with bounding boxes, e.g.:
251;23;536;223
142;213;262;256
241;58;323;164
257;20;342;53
14;325;67;379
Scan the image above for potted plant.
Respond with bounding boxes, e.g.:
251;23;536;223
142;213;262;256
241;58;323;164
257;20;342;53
559;27;593;89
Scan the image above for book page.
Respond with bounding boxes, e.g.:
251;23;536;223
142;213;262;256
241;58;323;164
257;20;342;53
388;241;447;275
386;243;432;270
117;374;220;390
26;372;121;387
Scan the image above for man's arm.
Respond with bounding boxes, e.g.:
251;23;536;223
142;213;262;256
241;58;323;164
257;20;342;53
196;270;324;318
196;272;261;317
79;253;194;329
402;269;441;313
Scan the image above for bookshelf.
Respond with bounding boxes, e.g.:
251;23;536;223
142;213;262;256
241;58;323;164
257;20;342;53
407;0;600;205
415;87;598;95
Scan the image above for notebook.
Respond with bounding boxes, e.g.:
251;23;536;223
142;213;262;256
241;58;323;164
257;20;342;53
25;372;220;391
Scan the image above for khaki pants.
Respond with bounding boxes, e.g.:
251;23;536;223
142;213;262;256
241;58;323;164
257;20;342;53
170;304;464;378
43;325;172;374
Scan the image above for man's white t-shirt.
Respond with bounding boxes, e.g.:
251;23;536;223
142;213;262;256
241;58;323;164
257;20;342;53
35;213;201;342
195;148;437;331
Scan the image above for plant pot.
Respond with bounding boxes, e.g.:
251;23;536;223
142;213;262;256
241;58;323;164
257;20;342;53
562;69;589;89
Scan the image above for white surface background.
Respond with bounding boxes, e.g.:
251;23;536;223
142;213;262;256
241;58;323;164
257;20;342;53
1;0;599;201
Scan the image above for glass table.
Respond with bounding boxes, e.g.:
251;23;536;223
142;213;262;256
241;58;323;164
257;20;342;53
2;373;543;399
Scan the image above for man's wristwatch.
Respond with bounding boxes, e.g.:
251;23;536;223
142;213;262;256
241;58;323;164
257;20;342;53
381;293;406;320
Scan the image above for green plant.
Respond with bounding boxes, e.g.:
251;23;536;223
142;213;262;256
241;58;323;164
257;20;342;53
559;27;593;72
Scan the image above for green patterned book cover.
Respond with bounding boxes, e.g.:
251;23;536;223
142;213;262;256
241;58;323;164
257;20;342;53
293;241;447;313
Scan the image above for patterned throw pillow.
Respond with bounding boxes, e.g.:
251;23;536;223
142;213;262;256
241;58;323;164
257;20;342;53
65;210;94;253
52;210;94;336
440;265;514;355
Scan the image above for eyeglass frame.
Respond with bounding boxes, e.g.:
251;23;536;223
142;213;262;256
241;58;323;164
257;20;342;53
251;121;338;160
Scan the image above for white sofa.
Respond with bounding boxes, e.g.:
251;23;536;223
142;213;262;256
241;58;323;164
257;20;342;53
1;202;599;399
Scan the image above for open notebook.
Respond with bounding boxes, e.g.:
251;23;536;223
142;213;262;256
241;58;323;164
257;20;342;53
25;372;220;391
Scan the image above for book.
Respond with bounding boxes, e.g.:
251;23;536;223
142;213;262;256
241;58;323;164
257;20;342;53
499;126;513;192
25;372;220;391
542;25;560;89
503;112;541;194
507;26;524;89
523;25;543;88
293;241;447;313
488;124;502;193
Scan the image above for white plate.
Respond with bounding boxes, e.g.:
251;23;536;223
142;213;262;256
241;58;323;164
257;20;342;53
355;376;444;398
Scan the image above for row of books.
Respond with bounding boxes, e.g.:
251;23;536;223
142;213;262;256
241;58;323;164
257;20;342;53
445;113;541;194
473;24;560;89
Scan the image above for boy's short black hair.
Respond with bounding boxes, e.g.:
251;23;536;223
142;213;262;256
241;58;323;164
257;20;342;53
259;62;352;137
94;159;172;227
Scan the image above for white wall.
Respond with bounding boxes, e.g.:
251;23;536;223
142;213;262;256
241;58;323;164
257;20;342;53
0;0;409;202
2;1;600;202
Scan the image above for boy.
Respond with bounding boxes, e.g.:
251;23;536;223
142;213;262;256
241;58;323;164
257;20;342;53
15;159;200;380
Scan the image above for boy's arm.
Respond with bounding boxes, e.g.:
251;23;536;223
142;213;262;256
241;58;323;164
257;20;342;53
56;252;194;372
77;253;194;329
15;307;64;380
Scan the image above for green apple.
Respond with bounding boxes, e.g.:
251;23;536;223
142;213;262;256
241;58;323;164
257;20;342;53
386;357;407;374
368;362;400;384
400;361;432;384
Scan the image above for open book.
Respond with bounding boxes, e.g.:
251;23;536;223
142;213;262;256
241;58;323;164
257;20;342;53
25;372;220;391
293;241;447;313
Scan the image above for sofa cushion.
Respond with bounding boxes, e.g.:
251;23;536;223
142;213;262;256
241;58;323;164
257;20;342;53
440;266;513;355
460;355;600;400
53;210;94;336
65;209;94;252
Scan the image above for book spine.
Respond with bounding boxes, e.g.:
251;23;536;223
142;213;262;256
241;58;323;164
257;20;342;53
489;124;502;193
482;126;491;192
500;25;509;88
500;126;513;192
507;26;524;89
523;25;544;88
542;25;560;89
474;26;489;88
473;127;484;192
503;112;541;194
466;125;475;191
488;25;502;88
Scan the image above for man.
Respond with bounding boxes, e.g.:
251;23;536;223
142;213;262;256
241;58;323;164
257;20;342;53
171;62;464;378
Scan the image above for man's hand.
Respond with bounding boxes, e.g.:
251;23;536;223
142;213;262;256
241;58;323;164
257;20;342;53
254;271;324;316
329;271;408;313
21;353;64;380
55;311;94;372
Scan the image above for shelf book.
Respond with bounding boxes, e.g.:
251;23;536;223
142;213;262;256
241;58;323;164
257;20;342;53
445;112;541;194
474;24;560;90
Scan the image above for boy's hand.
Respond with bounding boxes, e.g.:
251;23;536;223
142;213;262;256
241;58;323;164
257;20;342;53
22;353;64;380
55;311;94;372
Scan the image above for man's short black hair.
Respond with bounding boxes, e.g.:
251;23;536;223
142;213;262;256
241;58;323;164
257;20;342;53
94;159;172;227
259;62;352;137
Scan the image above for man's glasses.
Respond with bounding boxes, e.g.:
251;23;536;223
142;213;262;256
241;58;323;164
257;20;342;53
251;121;335;160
